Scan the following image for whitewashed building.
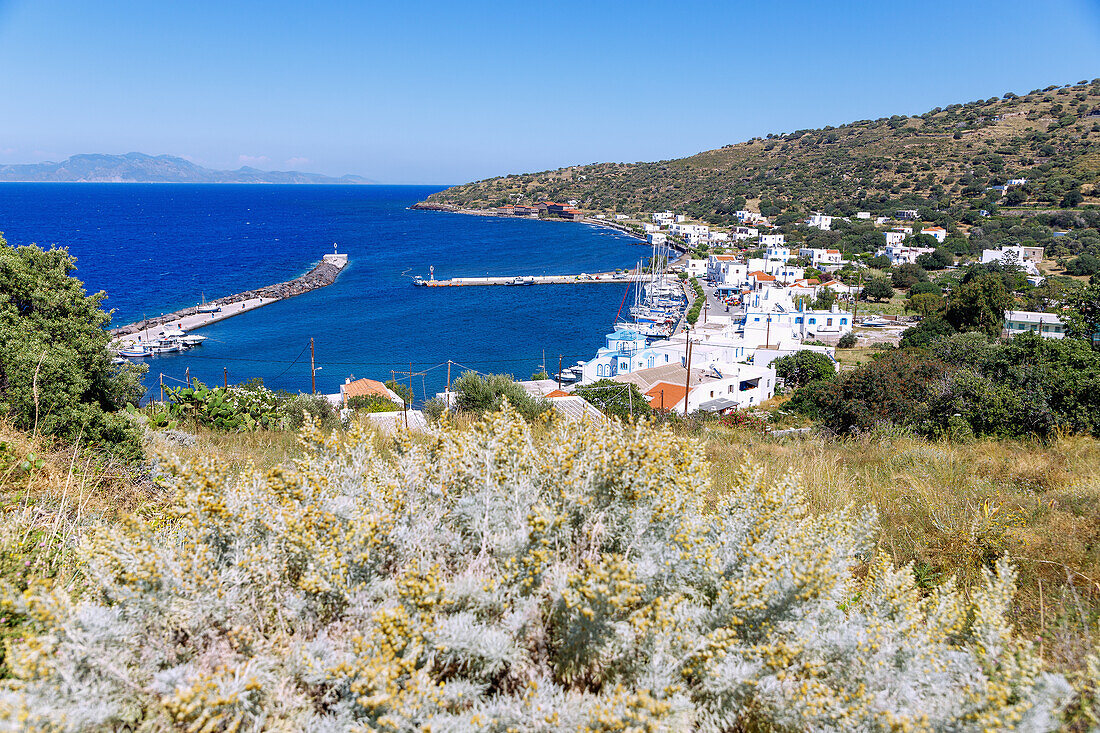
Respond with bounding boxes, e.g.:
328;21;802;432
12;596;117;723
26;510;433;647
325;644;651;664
1003;310;1065;339
807;213;834;231
799;248;843;267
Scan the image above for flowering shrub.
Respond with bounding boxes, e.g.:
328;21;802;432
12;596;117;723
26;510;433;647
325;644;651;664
718;410;766;432
0;406;1087;730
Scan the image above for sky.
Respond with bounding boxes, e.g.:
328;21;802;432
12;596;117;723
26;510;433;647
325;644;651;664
0;0;1098;184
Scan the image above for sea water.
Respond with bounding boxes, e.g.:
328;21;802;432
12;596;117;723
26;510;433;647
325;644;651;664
0;184;646;401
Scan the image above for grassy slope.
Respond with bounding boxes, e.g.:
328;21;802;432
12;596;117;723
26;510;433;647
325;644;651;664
5;414;1100;674
426;80;1100;222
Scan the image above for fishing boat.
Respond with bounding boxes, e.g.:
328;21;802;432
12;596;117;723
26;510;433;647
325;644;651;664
179;334;207;346
118;344;152;358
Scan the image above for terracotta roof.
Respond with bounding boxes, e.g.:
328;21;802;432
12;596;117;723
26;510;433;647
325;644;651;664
342;378;395;402
545;389;569;398
826;249;840;253
646;382;688;410
749;272;776;281
714;255;739;261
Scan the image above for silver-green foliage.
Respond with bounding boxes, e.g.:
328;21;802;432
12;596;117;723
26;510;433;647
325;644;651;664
0;406;1086;731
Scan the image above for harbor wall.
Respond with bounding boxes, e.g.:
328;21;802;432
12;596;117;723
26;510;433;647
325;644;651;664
111;259;346;336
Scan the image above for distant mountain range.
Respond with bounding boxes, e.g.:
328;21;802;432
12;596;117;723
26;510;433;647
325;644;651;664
0;153;374;184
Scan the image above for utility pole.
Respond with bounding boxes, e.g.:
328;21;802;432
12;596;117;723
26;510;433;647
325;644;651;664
185;366;190;387
409;361;414;403
310;338;316;395
223;366;228;389
852;269;863;322
446;360;452;391
683;339;693;417
160;373;164;403
628;383;633;419
557;355;563;390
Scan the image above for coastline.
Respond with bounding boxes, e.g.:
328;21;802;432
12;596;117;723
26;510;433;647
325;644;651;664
409;202;647;242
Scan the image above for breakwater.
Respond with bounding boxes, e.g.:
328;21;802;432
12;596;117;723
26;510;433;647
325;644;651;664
111;254;348;338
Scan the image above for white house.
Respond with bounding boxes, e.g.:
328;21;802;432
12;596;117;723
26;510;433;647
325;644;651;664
614;214;630;220
647;232;667;246
878;244;936;265
759;233;786;247
613;362;776;413
652;211;674;224
770;265;805;282
732;226;759;240
1006;178;1028;187
643;223;661;233
896;209;919;220
799;248;843;267
738;290;853;347
686;259;708;278
669;223;709;239
806;213;834;231
1003;310;1065;339
675;215;687;223
736;210;767;224
981;245;1043;265
855;212;872;219
708;254;745;286
709;231;730;243
920;227;947;243
884;231;908;246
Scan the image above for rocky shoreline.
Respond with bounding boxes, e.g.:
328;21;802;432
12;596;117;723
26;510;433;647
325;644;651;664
409;201;646;241
111;260;345;336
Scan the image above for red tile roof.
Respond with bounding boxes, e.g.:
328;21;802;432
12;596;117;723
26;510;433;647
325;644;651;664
646;382;688;410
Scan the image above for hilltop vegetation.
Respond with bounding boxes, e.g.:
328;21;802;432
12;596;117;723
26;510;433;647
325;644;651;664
426;79;1100;223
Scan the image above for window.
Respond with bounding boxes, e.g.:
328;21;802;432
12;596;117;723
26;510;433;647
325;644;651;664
754;317;760;322
809;318;817;324
840;318;847;325
795;317;802;324
827;318;833;327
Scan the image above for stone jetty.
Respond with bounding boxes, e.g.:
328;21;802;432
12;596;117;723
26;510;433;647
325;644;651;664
111;254;348;339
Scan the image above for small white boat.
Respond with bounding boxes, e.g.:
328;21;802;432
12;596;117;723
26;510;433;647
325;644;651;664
179;334;207;346
197;293;221;313
118;345;152;358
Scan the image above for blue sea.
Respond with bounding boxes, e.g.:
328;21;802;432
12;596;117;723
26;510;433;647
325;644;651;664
0;184;646;402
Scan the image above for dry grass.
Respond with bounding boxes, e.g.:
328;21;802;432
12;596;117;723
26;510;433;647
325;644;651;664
702;427;1100;671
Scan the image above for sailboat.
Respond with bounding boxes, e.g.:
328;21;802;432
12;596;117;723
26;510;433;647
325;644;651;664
197;292;221;313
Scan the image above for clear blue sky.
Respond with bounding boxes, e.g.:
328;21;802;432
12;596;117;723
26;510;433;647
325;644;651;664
0;0;1098;184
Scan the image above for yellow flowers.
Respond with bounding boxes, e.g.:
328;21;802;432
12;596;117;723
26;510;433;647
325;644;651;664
0;403;1093;731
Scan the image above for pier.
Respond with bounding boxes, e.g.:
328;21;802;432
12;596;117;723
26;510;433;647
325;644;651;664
112;251;349;344
415;272;650;287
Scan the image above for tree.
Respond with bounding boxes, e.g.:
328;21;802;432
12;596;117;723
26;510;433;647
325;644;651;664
836;332;858;349
1063;283;1100;346
867;254;893;270
1062;189;1084;207
0;238;145;458
384;380;414;406
944;272;1012;337
862;276;895;302
908;281;941;296
905;292;945;317
899;315;957;349
891;263;929;289
772;351;836;389
574;379;652;421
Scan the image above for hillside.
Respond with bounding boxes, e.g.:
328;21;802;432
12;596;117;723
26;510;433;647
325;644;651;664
0;152;373;184
425;79;1100;223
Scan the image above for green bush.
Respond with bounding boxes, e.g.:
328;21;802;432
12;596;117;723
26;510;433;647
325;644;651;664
347;394;402;413
836;332;858;349
279;393;341;432
772;350;836;389
451;371;549;420
0;238;145;460
0;408;1084;730
574;379;652;421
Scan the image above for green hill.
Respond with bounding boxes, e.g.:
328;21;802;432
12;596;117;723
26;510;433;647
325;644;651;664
424;79;1100;224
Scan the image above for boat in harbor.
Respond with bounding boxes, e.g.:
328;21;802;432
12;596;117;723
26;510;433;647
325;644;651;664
197;292;221;313
117;344;152;358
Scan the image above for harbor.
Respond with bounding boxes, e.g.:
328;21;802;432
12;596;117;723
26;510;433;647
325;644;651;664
111;250;348;357
414;271;650;287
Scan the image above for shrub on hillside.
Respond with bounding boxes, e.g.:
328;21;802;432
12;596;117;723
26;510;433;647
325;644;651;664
900;314;957;349
0;408;1083;730
0;238;145;459
346;393;401;413
278;393;341;432
452;371;549;420
771;350;835;389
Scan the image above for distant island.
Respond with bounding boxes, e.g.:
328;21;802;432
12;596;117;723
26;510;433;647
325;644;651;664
0;152;374;184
